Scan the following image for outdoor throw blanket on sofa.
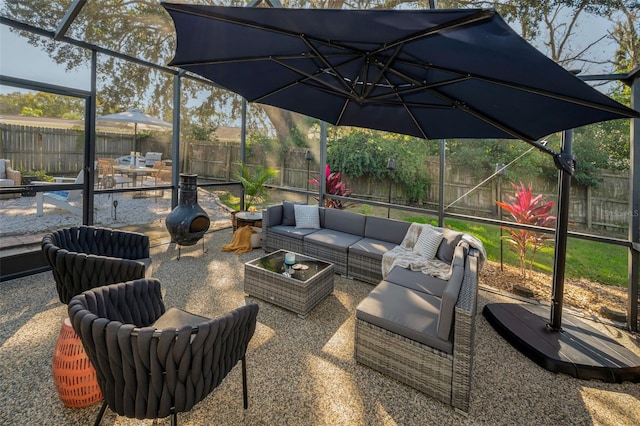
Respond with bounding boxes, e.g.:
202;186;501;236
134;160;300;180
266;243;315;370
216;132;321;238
382;223;486;278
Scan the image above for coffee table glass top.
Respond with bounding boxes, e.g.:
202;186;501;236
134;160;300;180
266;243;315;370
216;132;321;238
247;250;331;283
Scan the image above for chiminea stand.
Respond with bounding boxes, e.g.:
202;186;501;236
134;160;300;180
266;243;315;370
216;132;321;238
174;235;209;260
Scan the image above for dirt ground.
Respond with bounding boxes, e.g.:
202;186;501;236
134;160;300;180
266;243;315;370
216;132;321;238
480;259;632;324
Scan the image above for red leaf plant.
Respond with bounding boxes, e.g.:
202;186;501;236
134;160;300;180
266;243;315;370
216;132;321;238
496;182;556;278
309;165;353;209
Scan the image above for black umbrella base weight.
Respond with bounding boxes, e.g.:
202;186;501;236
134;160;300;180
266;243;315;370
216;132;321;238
483;303;640;383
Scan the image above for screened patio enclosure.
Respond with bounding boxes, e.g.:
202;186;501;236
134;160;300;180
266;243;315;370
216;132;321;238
0;0;638;344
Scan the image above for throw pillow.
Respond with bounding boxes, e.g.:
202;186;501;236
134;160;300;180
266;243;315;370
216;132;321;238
414;225;443;259
294;204;320;229
436;229;463;263
0;160;5;179
282;200;302;226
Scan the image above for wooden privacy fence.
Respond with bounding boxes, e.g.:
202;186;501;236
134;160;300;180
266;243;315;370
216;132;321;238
1;124;632;233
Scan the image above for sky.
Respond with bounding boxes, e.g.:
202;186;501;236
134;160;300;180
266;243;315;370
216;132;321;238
0;4;625;96
0;26;90;93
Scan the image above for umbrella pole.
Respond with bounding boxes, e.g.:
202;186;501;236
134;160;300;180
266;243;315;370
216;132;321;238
549;129;575;331
134;122;138;156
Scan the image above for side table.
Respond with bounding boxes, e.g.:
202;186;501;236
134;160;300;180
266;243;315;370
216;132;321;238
235;211;263;248
52;317;103;407
235;211;263;229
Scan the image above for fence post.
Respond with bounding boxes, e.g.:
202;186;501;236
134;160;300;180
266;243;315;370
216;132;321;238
587;185;592;229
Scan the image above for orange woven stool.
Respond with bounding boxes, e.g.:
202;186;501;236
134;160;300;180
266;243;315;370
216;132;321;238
52;317;103;408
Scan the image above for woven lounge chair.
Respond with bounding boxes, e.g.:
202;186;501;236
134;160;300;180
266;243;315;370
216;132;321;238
42;225;152;304
68;278;259;425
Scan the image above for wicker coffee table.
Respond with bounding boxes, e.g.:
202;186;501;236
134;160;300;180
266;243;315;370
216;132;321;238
244;250;334;318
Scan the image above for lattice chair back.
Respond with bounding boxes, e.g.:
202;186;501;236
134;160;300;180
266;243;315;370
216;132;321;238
42;226;151;304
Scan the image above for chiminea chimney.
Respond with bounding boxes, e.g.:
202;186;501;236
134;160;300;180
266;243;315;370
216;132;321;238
166;174;210;250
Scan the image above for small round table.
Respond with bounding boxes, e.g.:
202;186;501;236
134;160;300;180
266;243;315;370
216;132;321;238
235;211;263;248
235;211;263;230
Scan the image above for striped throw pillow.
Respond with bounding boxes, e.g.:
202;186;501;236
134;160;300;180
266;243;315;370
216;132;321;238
414;225;443;259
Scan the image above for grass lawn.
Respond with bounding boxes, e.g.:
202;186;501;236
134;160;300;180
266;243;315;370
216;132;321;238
401;214;628;288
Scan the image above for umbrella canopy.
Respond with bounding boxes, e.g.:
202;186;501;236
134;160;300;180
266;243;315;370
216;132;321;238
162;4;639;146
97;108;172;152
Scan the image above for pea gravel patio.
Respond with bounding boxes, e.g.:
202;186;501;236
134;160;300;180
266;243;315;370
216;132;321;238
1;227;638;425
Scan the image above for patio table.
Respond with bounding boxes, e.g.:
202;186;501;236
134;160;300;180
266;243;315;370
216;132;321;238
244;250;333;318
113;164;152;187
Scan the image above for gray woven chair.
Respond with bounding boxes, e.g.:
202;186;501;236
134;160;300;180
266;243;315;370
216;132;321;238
68;278;259;426
42;226;152;304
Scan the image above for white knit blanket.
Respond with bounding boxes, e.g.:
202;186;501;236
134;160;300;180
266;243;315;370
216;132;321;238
381;223;486;279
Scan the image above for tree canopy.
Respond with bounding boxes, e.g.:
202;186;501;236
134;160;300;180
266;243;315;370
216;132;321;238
2;0;637;188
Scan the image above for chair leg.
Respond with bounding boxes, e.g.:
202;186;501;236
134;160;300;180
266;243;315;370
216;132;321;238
242;355;248;409
172;412;178;426
94;401;108;426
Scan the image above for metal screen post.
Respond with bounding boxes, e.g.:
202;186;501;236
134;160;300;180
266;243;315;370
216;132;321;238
629;74;639;331
549;129;574;331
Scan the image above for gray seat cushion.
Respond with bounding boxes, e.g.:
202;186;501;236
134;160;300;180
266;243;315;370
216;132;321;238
356;280;452;354
304;229;363;252
269;225;319;240
364;216;411;245
385;266;448;297
152;307;209;330
349;238;398;261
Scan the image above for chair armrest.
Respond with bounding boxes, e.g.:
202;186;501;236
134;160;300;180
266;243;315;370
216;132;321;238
53;177;77;183
6;168;20;183
451;248;480;412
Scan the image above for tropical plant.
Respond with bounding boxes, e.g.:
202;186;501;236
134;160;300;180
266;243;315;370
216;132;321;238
235;163;278;209
496;182;556;278
309;165;352;209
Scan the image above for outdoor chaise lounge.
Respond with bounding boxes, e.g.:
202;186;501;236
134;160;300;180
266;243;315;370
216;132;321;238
36;170;84;215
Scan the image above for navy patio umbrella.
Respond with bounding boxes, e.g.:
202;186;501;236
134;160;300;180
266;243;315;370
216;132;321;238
97;108;172;154
162;4;638;151
162;4;640;382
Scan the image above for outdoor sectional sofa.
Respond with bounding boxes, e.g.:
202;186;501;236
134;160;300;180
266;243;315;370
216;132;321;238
263;202;482;413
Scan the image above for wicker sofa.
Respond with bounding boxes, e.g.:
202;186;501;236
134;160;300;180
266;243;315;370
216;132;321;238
263;202;410;279
355;241;480;414
263;202;481;413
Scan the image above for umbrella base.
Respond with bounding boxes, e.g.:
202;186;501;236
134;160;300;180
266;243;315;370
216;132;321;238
483;302;640;383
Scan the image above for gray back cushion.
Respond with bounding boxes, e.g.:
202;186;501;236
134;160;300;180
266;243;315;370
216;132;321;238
266;204;283;226
282;200;301;226
436;229;463;264
323;208;366;236
364;216;411;245
436;243;468;340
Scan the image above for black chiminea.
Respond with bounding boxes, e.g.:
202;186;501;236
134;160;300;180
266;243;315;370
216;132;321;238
166;174;210;258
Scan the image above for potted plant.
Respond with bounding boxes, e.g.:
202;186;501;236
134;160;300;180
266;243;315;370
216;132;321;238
235;163;278;211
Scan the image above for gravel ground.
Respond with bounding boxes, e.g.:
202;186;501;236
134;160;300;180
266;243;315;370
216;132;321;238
1;228;639;426
0;189;232;237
